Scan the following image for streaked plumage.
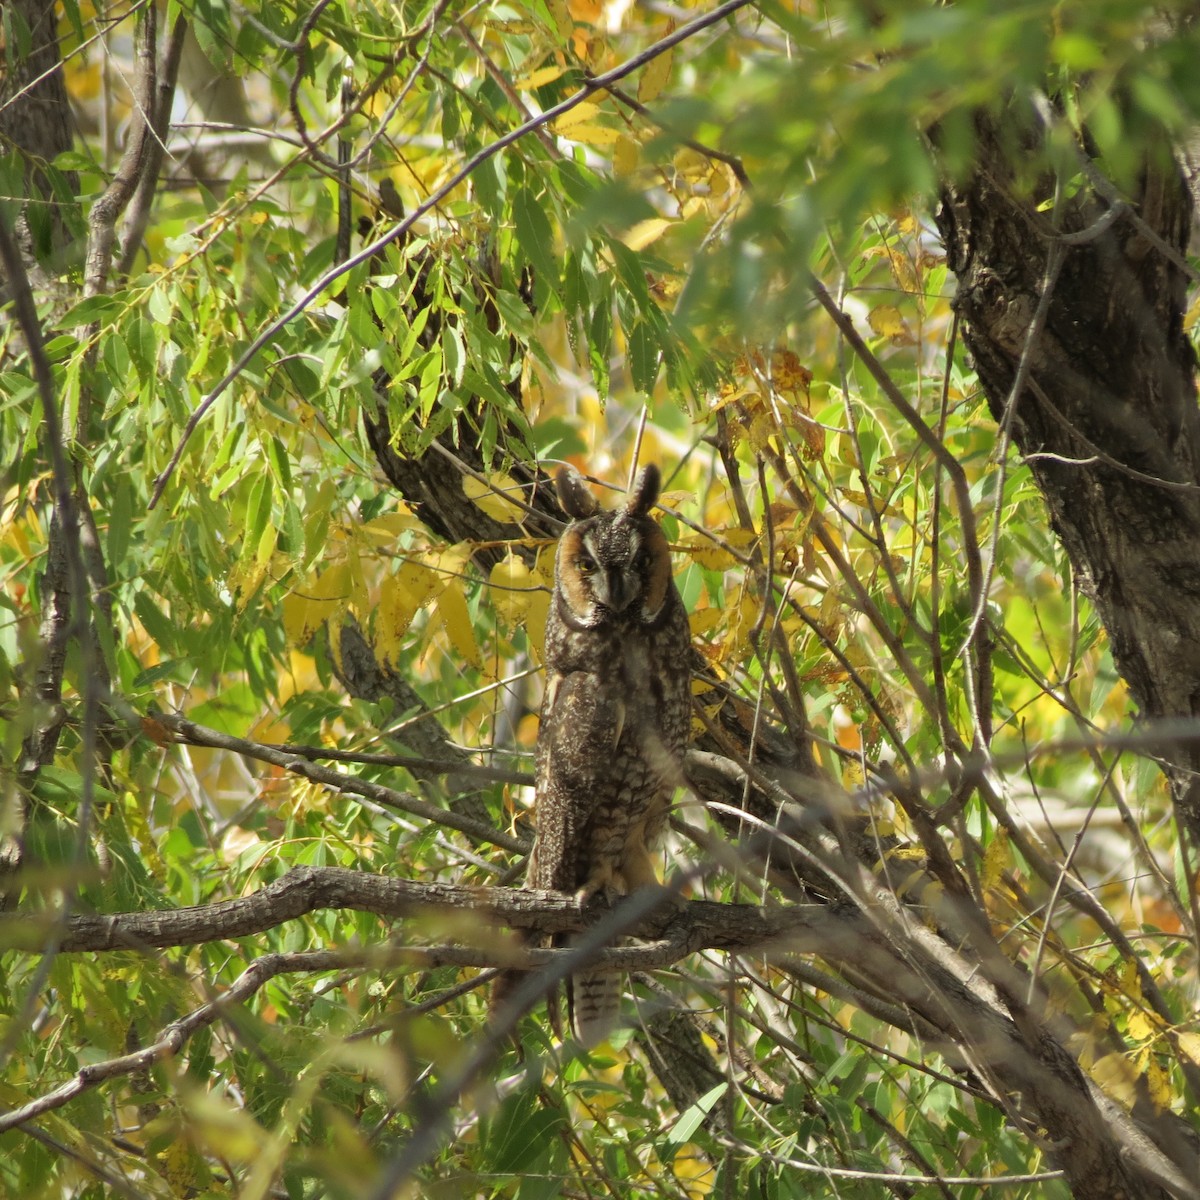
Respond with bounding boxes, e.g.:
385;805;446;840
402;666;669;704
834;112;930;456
527;463;692;1045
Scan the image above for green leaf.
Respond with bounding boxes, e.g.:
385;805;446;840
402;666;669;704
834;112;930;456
513;185;559;285
667;1082;727;1145
107;474;134;572
133;590;176;655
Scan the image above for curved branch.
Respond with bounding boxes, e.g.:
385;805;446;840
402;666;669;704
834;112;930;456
83;1;155;302
0;865;822;956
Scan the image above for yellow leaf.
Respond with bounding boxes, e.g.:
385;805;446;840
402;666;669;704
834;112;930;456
746;413;776;453
638;43;673;103
255;523;276;566
552;101;601;131
463;474;526;524
378;566;434;664
436;581;480;667
357;509;418;545
613;133;640;177
678;535;736;571
654;489;693;511
981;827;1009;892
283;563;350;645
489;553;533;626
673;147;709;180
282;593;317;646
707;383;759;414
1177;1031;1200;1066
1120;959;1142;1002
347;552;371;615
559;122;621;145
868;304;915;344
621;217;673;251
1146;1058;1171;1112
517;65;567;90
688;608;723;635
770;348;812;393
309;562;351;602
1185;292;1200;332
918;878;944;916
433;541;475;583
329;619;344;673
547;0;573;39
1090;1052;1138;1107
1126;1010;1154;1042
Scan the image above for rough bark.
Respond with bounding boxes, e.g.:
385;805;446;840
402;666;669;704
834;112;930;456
0;865;821;955
0;0;77;290
936;108;1200;842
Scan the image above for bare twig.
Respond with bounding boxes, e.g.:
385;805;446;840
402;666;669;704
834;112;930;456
117;11;188;276
808;277;985;661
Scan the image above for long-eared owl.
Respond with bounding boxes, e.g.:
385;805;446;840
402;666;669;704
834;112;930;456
526;462;692;1046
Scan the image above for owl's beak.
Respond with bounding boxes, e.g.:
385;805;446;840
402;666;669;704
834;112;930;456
603;567;638;613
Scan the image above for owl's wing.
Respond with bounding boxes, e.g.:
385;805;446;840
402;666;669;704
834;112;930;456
528;669;622;895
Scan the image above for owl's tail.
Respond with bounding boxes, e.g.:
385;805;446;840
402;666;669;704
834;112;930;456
489;945;564;1040
569;969;622;1048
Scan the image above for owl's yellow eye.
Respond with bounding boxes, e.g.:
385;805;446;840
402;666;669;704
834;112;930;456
577;554;596;574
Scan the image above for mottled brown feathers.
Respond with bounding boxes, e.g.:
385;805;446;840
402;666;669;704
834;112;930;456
493;463;691;1046
525;462;692;1046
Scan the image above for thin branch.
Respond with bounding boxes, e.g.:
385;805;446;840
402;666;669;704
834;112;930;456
598;79;749;187
0;175;107;1065
117;11;188;276
0;947;350;1135
261;740;532;785
154;710;529;852
808;277;985;662
83;2;155;302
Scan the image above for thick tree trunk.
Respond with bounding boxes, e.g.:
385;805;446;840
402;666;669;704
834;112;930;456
936;109;1200;843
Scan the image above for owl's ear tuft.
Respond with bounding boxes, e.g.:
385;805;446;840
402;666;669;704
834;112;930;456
556;465;601;520
626;464;661;517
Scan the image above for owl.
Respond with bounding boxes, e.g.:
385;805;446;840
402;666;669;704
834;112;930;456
524;462;693;1046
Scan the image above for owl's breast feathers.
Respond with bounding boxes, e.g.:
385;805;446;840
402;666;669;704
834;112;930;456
532;614;690;891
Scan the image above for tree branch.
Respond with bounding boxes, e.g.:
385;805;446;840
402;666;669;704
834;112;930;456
116;11;189;276
2;860;1193;1198
0;865;821;955
83;1;155;303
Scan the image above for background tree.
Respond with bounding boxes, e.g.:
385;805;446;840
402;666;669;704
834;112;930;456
1;2;1199;1198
